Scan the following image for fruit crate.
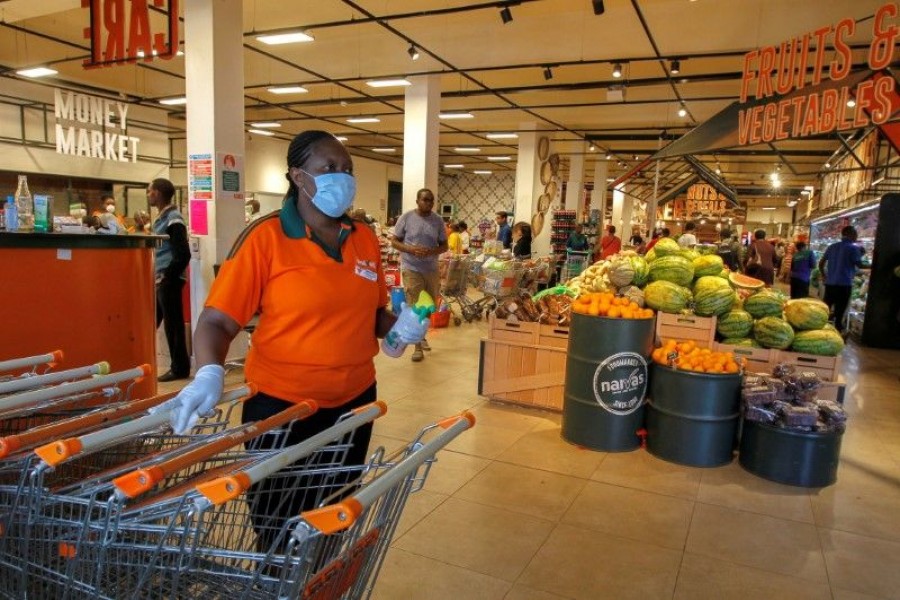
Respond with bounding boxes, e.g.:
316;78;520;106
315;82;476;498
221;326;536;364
713;342;774;374
478;339;566;411
488;314;540;345
773;350;842;382
655;312;716;349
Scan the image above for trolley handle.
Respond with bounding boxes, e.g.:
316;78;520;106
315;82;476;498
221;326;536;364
0;390;178;459
0;349;64;374
0;364;151;414
33;383;257;467
302;412;476;534
113;399;318;499
0;361;109;396
196;401;388;505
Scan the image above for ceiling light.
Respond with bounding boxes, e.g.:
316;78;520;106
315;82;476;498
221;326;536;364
366;78;411;88
136;49;159;58
847;98;857;108
267;85;308;94
589;144;596;152
248;129;275;136
632;154;639;161
670;59;680;75
606;153;612;160
770;172;780;182
371;148;396;153
715;167;722;175
454;147;480;153
772;180;782;188
250;122;281;128
159;97;187;105
16;67;58;78
335;136;348;142
439;112;474;120
612;62;622;78
256;31;315;45
800;190;811;195
543;66;553;81
474;170;493;175
761;207;777;210
444;164;464;169
678;105;687;118
486;133;518;139
176;50;184;56
346;117;381;124
408;44;420;60
606;177;615;182
487;156;512;161
824;162;831;168
499;6;513;24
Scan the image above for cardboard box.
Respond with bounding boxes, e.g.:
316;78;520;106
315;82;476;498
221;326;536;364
478;339;567;411
655;312;716;348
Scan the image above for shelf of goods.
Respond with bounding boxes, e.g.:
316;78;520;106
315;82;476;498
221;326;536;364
551;210;598;270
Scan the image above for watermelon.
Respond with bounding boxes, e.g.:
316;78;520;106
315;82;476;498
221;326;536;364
693;254;725;278
649;255;695;287
653;237;681;257
680;248;700;262
720;337;762;348
744;290;785;319
717;309;754;338
728;272;765;291
608;257;635;288
753;317;795;349
783;298;830;331
644;280;693;313
644;248;657;263
630;256;650;286
790;328;845;356
692;276;737;317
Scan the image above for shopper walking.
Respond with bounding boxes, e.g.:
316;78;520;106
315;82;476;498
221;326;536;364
789;241;817;299
161;130;427;552
678;221;698;247
496;211;512;250
148;178;191;382
819;225;865;333
391;188;448;362
595;224;621;261
744;229;776;285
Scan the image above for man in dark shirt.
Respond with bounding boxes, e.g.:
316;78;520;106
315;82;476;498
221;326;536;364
149;178;191;381
819;226;864;333
496;211;512;249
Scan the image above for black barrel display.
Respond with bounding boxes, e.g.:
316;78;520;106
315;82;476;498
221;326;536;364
562;312;655;451
645;364;742;467
739;420;843;487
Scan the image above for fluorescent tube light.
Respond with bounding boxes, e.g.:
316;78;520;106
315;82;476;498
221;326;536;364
250;122;281;128
159;97;187;105
473;170;493;175
439;112;474;120
17;67;58;78
256;32;315;45
365;79;411;88
267;86;308;94
371;148;396;153
486;133;518;139
248;129;276;136
487;156;511;161
454;147;480;153
346;117;381;124
444;164;464;168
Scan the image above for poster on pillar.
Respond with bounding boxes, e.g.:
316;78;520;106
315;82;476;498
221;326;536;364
188;153;213;236
189;200;209;236
217;152;245;201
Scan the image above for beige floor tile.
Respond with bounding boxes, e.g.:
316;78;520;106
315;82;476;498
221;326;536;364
393;496;554;581
391;488;448;539
496;426;607;479
369;432;411;456
372;403;450;441
697;461;814;523
590;449;703;500
466;401;557;433
561;481;694;550
370;548;512;600
685;503;828;583
820;529;900;599
395;388;484;415
504;585;573;600
444;421;531;460
455;462;587;521
517;523;681;600
423;449;491;496
831;589;892;600
674;553;832;600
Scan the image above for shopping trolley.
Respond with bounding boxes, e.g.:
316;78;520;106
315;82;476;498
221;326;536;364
472;258;524;315
560;250;591;283
519;258;553;295
438;254;482;325
0;349;64;384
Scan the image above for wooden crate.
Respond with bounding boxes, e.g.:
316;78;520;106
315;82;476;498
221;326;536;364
773;350;842;382
488;314;540;345
714;342;774;374
655;312;716;348
537;323;570;349
478;339;567;411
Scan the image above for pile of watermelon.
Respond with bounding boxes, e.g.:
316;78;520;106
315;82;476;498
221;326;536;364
716;295;844;356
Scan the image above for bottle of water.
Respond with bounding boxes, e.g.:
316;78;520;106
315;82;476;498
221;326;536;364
5;196;18;232
15;175;34;231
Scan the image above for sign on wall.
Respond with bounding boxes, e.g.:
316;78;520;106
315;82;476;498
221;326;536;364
216;152;244;201
53;89;140;162
82;0;180;68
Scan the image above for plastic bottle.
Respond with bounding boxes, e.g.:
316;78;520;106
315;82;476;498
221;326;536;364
381;290;436;357
5;196;18;232
15;175;34;231
33;195;50;233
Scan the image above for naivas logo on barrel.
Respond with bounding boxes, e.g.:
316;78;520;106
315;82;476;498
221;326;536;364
592;351;648;415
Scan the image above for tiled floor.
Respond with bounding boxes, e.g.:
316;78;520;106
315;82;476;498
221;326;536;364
159;320;900;600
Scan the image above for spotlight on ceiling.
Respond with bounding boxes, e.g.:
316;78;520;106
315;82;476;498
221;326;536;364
499;6;513;24
670;59;680;75
612;62;623;78
589;144;596;152
408;44;420;60
678;105;687;118
591;0;605;15
543;66;553;81
847;98;856;108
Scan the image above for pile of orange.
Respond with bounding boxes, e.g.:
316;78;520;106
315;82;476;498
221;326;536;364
651;339;741;374
572;292;655;319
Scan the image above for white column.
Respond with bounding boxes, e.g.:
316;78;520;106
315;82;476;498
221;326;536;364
611;185;625;235
402;75;440;212
621;194;634;238
514;123;551;256
566;146;585;212
592;160;608;221
184;0;245;339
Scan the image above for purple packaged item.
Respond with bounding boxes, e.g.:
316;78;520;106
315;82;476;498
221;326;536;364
782;405;819;428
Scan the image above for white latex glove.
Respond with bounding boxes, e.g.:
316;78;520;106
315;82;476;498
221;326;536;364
389;302;431;345
168;364;225;434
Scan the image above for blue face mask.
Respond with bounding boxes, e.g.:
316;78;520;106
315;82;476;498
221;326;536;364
299;170;356;218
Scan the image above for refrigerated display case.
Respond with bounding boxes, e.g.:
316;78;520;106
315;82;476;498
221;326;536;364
810;195;900;349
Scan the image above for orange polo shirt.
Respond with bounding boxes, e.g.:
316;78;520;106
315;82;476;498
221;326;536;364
206;198;387;408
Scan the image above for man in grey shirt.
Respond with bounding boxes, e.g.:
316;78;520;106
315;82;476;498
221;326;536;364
391;188;448;362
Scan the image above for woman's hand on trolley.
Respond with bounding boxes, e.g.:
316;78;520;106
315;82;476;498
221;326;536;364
165;364;225;434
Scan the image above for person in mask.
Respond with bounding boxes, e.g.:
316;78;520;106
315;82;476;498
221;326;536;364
94;194;126;229
159;131;427;549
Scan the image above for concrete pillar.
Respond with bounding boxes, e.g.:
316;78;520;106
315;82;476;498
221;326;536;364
402;75;440;212
592;160;608;222
184;0;245;338
566;146;584;212
611;185;626;235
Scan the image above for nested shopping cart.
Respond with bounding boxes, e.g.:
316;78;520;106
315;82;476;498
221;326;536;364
438;254;483;325
560;250;591;283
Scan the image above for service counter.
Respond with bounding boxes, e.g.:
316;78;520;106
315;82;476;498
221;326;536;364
0;232;164;399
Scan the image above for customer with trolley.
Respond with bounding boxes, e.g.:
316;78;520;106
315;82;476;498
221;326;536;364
161;130;428;550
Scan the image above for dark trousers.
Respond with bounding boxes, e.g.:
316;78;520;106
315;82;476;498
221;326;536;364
240;383;376;553
824;284;852;332
790;277;810;299
155;278;190;376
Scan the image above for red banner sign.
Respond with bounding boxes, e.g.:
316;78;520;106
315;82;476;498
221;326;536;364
82;0;179;68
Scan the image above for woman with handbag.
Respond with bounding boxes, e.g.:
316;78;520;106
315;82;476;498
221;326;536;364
744;229;776;285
